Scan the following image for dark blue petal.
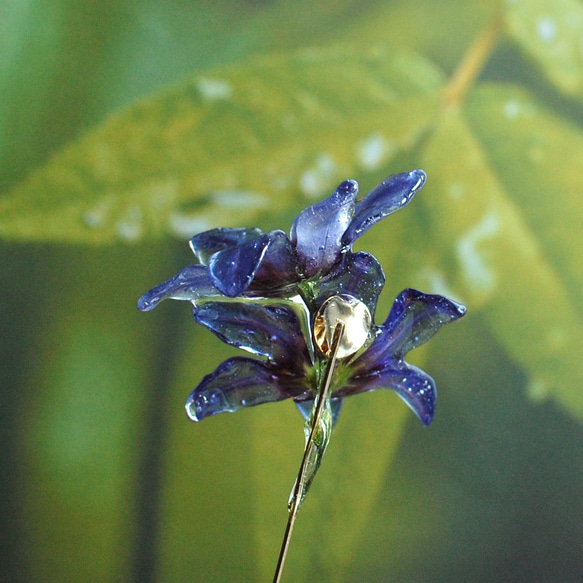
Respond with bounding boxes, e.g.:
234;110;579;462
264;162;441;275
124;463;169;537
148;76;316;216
342;170;426;245
194;299;311;369
355;288;466;370
208;234;271;297
295;397;344;426
290;179;358;277
314;251;385;318
189;227;263;265
250;230;299;293
185;357;299;421
337;361;436;426
137;265;220;311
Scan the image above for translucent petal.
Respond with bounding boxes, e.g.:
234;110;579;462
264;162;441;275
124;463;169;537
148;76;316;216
137;265;219;311
250;229;299;293
189;227;263;265
314;251;385;318
185;357;298;421
193;298;310;368
356;288;466;369
342;169;426;245
290;179;358;277
208;233;271;297
338;361;436;426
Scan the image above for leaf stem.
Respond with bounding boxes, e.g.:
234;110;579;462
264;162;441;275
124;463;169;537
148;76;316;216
442;9;504;109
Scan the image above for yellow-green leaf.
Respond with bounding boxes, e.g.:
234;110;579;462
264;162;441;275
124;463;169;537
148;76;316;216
504;0;583;100
0;46;442;244
466;83;583;313
421;105;583;419
252;390;410;582
19;246;172;581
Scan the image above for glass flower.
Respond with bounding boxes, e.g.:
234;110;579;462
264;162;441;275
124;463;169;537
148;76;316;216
138;169;466;426
137;170;426;311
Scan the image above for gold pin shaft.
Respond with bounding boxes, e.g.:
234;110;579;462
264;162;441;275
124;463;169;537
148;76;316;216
272;320;345;583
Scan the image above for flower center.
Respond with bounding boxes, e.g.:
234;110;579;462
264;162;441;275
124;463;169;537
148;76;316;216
313;294;372;358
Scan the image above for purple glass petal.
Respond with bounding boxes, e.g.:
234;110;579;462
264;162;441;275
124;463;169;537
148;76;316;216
249;230;299;293
337;361;436;426
189;227;263;265
193;299;310;369
290;179;358;277
355;288;466;371
294;398;344;426
314;251;385;318
342;170;426;245
185;357;298;421
137;265;219;311
208;233;271;297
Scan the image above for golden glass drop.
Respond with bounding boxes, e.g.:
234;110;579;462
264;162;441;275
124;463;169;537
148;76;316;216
313;294;372;358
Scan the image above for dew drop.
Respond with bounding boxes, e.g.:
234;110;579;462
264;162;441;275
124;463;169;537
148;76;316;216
116;205;143;242
84;198;113;229
196;77;233;101
537;16;557;43
449;182;466;200
168;213;214;238
357;133;396;171
526;377;550;403
211;190;268;209
299;153;337;198
456;211;500;295
504;99;521;119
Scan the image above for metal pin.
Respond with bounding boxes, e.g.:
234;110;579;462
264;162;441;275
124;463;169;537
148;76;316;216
272;294;372;583
272;319;345;583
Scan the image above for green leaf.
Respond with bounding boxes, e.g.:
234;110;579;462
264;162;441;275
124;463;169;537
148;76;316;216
155;331;257;582
252;385;410;581
0;46;442;244
504;0;583;100
19;246;172;581
466;83;583;314
421;104;583;419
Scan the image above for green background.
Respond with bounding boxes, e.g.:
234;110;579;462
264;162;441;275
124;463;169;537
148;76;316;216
3;0;583;581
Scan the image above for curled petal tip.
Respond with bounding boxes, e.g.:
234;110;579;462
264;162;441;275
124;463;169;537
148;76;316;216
454;301;467;318
185;389;226;422
137;291;161;312
337;179;359;196
409;169;427;191
342;169;427;245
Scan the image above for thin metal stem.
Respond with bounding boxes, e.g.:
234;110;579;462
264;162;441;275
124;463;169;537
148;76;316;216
272;321;345;583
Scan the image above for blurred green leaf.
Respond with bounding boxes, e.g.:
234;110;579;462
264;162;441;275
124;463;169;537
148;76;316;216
466;84;583;314
154;329;257;582
19;246;173;581
351;0;499;73
421;104;583;420
252;391;410;582
0;46;442;244
504;0;583;100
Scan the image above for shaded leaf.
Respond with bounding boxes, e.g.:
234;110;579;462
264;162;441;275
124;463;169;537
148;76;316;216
504;0;583;100
466;83;583;314
252;387;410;581
421;105;583;419
19;247;172;582
351;0;499;72
0;46;442;244
155;332;257;582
